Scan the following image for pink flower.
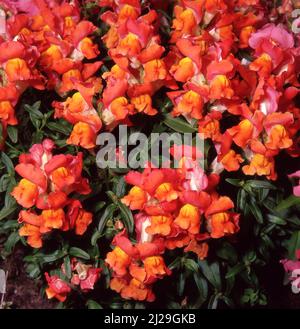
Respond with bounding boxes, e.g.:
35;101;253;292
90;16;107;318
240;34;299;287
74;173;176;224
80;268;102;291
249;23;294;50
288;170;300;197
135;213;153;244
249;24;294;68
2;0;39;15
281;259;300;272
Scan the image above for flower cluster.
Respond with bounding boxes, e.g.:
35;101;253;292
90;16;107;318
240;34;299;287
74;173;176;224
1;0;102;149
105;150;239;301
11;139;93;248
45;258;102;302
98;0;176;128
167;0;300;180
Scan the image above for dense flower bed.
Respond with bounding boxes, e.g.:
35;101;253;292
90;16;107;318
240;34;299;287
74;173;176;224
0;0;299;309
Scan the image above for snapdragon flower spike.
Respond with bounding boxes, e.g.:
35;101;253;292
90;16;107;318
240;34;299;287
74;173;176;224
99;0;176;129
11;139;93;248
110;150;239;302
0;0;102;149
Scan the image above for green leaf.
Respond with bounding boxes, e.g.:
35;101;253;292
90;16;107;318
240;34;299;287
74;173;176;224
168;257;181;270
7;126;18;143
47;121;72;135
0;174;11;192
64;256;72;279
226;263;246;279
0;204;18;221
4;231;20;253
2;220;18;230
226;178;243;187
91;230;102;246
246;180;277;190
86;300;103;309
107;191;134;234
69;247;90;260
267;214;286;225
193;273;208;306
98;204;116;235
1;152;14;174
237;189;247;211
248;200;263;224
198;261;221;291
216;242;238;264
41;250;66;263
163;114;197;133
276;195;300;211
178;272;186;296
24;101;43;119
183;258;199;272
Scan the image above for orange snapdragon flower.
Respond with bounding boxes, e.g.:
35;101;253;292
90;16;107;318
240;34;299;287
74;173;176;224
265;125;293;150
11;178;39;208
184;240;209;260
42;209;65;230
131;94;157;116
171;7;197;42
122;186;148;210
210;212;239;238
105;246;132;276
5;58;31;82
243;153;277;180
79;37;99;59
154;183;178;202
74;210;93;235
170;57;195;82
239;26;256;48
209;75;234;99
117;33;142;57
249;53;273;77
117;278;155;302
143;256;171;278
220;150;244;172
205;197;240;239
198;112;222;141
19;223;43;249
67;122;97;149
174;90;204;119
146;215;173;236
0;101;17;125
144;59;167;82
110;97;134;121
174;204;200;234
227;119;255;148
